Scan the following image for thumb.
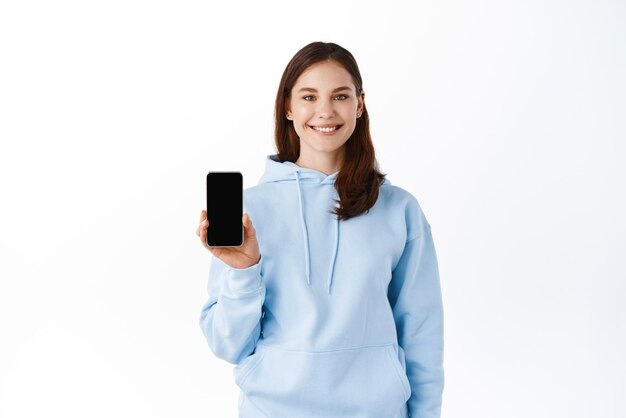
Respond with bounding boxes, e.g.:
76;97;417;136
243;213;256;236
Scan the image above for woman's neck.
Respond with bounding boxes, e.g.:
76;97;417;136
295;150;344;176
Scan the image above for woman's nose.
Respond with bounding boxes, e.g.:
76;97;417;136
316;98;335;118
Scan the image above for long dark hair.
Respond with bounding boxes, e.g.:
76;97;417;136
274;41;387;221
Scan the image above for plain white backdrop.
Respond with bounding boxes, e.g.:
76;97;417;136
1;0;624;417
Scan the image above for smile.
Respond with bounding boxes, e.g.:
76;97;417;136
310;125;342;132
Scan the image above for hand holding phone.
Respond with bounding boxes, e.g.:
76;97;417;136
196;172;261;269
198;211;261;269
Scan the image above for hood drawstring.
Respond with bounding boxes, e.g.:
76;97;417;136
294;170;339;294
294;171;311;286
327;195;339;294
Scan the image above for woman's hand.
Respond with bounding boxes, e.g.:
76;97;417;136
197;210;261;269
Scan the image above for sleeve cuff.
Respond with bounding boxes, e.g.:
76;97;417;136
225;261;263;295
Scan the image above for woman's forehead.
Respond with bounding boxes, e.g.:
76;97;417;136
293;61;355;91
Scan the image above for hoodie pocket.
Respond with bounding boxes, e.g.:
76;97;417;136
233;348;266;388
233;344;411;418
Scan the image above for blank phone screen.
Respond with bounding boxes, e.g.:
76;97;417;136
206;172;243;247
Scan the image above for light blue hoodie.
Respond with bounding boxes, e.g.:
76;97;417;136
199;154;444;418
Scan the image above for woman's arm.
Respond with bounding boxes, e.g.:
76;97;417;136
199;254;265;364
389;223;445;418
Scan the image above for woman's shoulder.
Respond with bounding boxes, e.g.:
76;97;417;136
379;182;431;237
380;180;421;208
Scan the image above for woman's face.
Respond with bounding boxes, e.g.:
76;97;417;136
286;60;364;161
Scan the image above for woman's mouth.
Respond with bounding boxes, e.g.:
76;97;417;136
309;125;342;134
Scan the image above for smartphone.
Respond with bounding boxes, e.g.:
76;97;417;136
206;171;243;247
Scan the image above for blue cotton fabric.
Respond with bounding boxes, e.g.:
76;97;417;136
199;154;444;417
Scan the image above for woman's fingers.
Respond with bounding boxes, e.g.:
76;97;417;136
199;211;256;259
243;213;255;238
197;211;211;251
197;212;207;235
197;211;260;268
199;219;209;246
197;211;206;235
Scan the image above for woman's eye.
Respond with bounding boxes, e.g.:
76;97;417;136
302;95;348;101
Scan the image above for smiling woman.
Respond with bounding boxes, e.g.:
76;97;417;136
274;42;383;221
198;41;445;418
286;62;363;166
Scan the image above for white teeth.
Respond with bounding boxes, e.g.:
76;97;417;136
312;126;338;132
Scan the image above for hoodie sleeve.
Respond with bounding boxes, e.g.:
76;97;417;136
198;254;265;365
388;201;445;418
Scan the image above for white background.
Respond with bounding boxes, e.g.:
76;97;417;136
1;1;624;417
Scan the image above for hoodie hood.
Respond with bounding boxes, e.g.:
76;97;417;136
258;154;340;294
258;154;389;294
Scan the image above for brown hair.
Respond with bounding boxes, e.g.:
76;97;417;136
274;41;387;221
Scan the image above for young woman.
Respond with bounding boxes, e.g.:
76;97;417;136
197;41;444;418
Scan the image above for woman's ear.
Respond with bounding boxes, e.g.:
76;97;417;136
285;99;292;120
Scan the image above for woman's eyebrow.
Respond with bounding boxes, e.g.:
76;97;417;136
297;86;352;93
